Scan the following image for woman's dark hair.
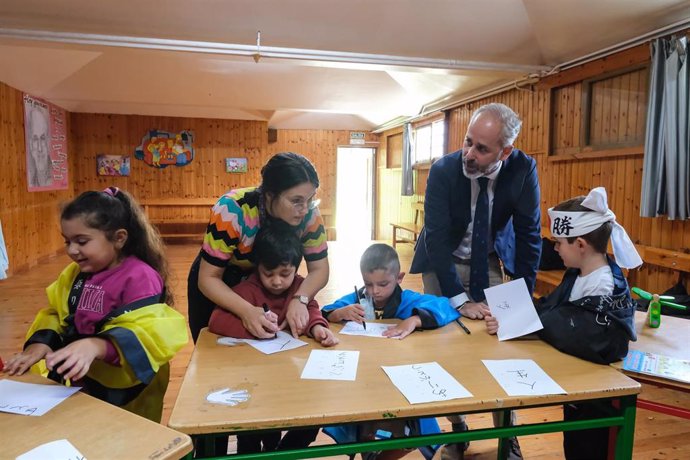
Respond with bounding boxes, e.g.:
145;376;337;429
61;187;173;305
252;221;303;270
260;152;319;198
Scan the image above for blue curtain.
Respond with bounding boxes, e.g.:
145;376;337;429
401;122;414;196
641;36;689;220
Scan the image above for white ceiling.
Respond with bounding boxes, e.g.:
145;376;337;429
1;0;689;129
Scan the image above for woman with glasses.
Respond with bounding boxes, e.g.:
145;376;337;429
187;152;329;343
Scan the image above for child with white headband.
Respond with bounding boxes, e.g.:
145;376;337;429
486;186;640;459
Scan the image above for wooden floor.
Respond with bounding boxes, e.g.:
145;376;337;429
2;240;689;459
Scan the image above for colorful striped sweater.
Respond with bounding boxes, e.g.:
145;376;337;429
201;187;328;270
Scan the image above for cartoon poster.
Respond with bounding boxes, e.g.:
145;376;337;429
23;94;68;192
97;154;130;176
225;157;247;173
134;130;194;168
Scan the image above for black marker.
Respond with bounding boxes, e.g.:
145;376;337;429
455;317;471;335
262;303;278;338
354;285;366;330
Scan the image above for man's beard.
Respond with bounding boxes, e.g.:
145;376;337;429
462;156;501;180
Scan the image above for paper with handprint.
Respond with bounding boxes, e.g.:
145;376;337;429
206;388;251;406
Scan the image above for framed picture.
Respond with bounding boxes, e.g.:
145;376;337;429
97;154;131;176
225;157;248;173
134;130;194;168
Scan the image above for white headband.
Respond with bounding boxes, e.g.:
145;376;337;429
547;187;642;269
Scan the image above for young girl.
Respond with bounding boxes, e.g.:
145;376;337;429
4;187;188;422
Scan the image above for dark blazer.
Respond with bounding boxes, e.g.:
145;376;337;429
410;149;541;299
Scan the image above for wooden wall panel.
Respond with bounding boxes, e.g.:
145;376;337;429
71;114;268;200
70;114;378;241
3;107;379;271
0;81;75;275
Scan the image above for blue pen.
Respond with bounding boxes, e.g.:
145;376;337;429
354;285;366;330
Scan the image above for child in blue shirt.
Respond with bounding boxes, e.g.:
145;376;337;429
322;243;460;460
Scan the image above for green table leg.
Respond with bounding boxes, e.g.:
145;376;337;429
614;395;637;460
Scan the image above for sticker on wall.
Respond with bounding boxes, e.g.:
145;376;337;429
97;154;130;176
134;130;194;168
23;94;69;192
225;157;247;173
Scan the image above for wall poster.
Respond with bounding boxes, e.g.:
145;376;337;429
23;94;68;191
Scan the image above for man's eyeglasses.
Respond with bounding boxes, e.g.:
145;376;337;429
286;196;320;211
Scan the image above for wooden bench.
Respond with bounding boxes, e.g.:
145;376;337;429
536;226;690;297
139;198;216;240
391;202;424;248
140;199;336;241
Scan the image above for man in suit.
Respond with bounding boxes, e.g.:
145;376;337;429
410;103;541;459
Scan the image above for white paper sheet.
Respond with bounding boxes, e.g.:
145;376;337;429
216;331;307;354
484;278;543;340
339;321;398;338
300;350;359;381
16;439;86;460
0;379;81;416
482;359;566;396
381;362;473;404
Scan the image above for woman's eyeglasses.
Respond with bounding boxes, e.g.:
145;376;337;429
287;196;320;211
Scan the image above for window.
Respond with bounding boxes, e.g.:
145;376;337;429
550;65;648;156
413;119;445;164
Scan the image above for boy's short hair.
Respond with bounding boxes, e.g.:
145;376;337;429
553;196;612;254
360;243;400;275
253;222;303;270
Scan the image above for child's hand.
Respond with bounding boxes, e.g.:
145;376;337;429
383;316;422;339
327;304;365;324
45;338;108;381
241;305;280;339
311;325;339;347
460;301;491;320
485;313;499;335
4;343;52;376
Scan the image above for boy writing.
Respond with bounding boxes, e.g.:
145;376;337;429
208;222;337;454
322;243;460;460
486;187;640;459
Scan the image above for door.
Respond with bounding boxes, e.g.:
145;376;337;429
335;147;375;242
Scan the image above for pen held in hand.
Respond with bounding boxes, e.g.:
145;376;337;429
354;285;366;330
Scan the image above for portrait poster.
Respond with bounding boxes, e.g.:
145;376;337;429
23;94;68;192
97;154;131;176
134;130;194;168
225;157;247;173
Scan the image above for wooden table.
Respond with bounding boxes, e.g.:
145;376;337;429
611;311;690;418
1;374;193;460
170;319;640;459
